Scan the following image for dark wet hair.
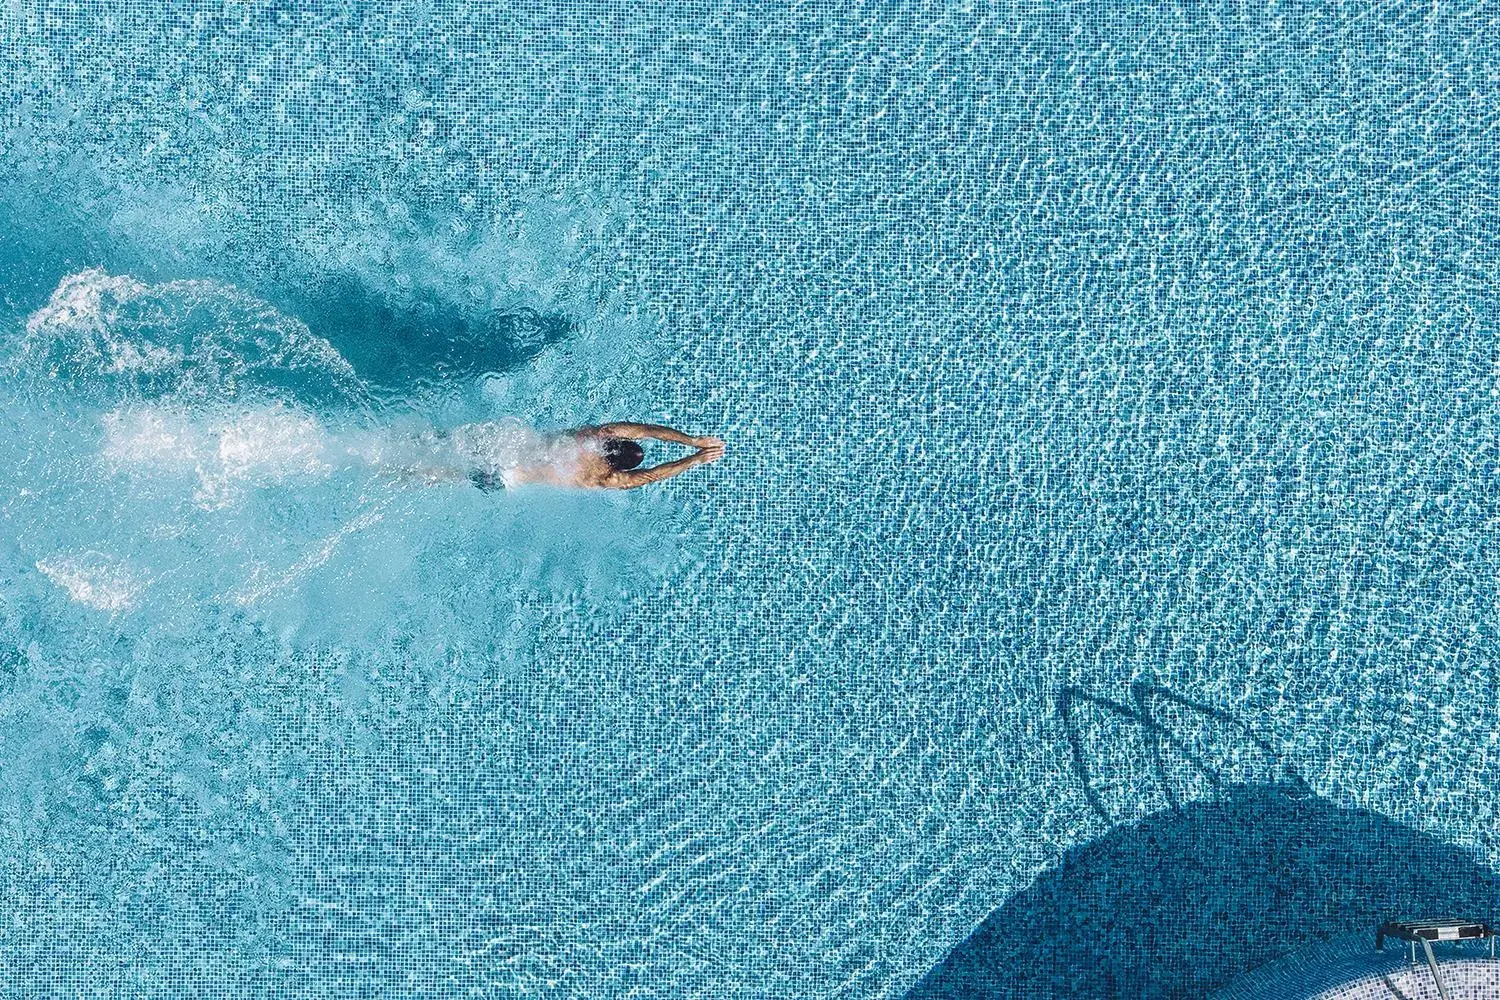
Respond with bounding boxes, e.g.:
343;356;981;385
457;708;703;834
601;437;644;471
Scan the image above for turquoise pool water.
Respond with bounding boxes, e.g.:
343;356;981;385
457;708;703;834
0;3;1496;997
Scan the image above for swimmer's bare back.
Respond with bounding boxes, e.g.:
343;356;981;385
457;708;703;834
506;422;725;490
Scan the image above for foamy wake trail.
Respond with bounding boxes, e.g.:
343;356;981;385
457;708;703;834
101;403;374;507
12;267;363;406
34;551;144;612
97;404;560;507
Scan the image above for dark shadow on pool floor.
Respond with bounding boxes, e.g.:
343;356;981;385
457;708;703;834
281;276;575;400
907;786;1500;999
0;183;576;401
910;680;1499;999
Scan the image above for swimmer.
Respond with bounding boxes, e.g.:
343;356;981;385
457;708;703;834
415;420;725;491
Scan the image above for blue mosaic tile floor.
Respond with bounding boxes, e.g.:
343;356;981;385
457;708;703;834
0;2;1496;997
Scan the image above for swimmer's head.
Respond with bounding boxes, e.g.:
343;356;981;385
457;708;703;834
600;437;644;471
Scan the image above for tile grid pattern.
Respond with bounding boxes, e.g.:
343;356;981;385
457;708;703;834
0;1;1497;997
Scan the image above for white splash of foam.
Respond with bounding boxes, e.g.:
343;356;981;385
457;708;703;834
99;402;590;500
25;269;149;348
35;551;144;612
100;405;212;467
16;267;359;402
213;407;333;477
101;403;339;508
442;418;576;485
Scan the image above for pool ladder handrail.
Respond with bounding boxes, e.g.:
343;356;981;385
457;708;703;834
1375;919;1497;1000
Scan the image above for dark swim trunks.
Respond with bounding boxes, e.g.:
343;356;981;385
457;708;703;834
468;469;506;492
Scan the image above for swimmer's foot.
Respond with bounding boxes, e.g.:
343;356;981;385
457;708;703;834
468;470;506;492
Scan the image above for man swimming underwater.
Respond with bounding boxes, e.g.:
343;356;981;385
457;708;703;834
419;421;725;491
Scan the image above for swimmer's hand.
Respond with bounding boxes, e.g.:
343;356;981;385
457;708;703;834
693;436;725;461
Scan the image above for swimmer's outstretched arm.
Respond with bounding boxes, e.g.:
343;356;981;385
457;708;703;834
593;422;719;448
604;439;725;490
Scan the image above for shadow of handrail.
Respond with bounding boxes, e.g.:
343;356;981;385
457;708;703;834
1057;677;1310;823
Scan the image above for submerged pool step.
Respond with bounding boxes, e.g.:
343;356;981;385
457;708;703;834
1376;919;1497;1000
